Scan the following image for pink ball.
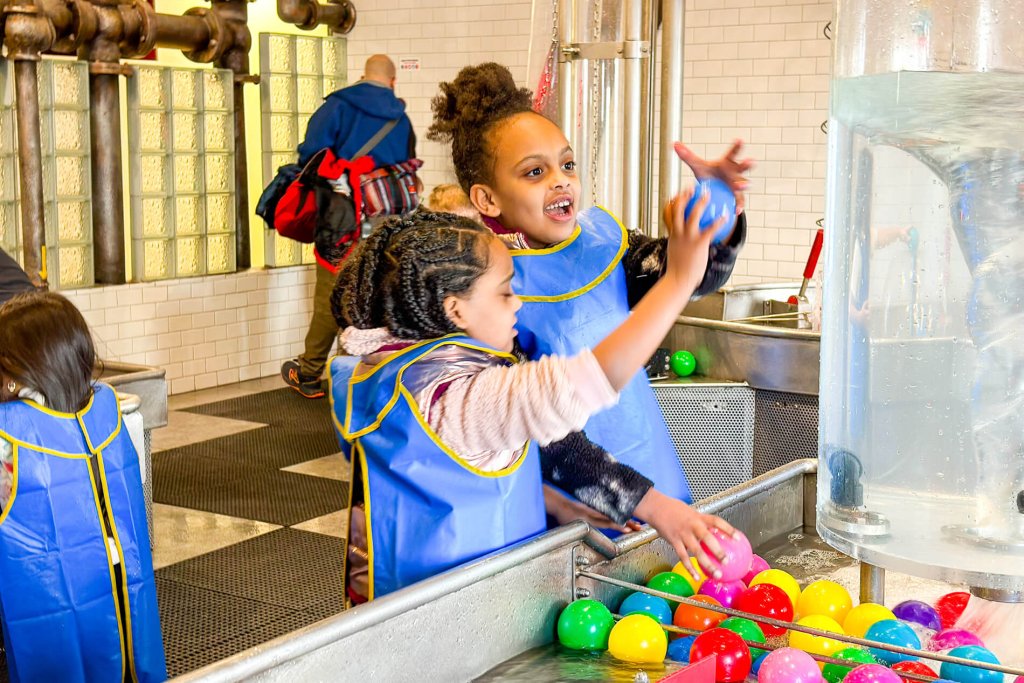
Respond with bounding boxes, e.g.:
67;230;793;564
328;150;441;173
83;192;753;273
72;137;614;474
742;554;770;585
927;628;985;652
701;528;753;582
843;664;903;683
697;578;747;608
756;647;821;683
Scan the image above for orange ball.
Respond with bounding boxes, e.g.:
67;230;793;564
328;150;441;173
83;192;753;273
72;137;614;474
673;594;727;633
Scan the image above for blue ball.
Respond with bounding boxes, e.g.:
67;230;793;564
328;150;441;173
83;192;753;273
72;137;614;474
939;645;1002;683
619;591;674;625
666;635;696;662
683;177;737;244
865;619;921;664
749;651;768;676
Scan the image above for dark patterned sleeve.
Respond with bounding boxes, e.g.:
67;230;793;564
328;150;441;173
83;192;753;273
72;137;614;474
539;431;653;525
622;213;747;308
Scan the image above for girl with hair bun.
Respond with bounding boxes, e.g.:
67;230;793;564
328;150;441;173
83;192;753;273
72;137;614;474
329;205;739;602
428;62;753;508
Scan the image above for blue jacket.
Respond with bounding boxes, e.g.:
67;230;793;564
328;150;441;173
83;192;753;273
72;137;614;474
297;81;416;167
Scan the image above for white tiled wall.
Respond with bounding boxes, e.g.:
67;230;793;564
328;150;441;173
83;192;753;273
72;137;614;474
63;268;318;395
67;0;835;394
344;0;833;285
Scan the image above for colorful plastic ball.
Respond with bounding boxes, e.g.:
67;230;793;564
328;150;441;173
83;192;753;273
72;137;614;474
756;647;821;683
796;579;853;623
892;600;942;632
866;619;921;664
684;177;737;244
844;602;897;639
698;578;747;608
619;592;674;625
699;528;753;583
647;571;695;609
672;557;707;593
733;583;794;637
607;613;668;664
927;628;984;652
719;616;767;659
556;599;615;650
749;568;801;610
789;614;845;664
843;664;903;683
742;554;770;585
666;634;696;663
671;350;697;378
690;627;752;683
750;652;767;677
822;647;877;683
939;645;1002;683
673;594;726;633
935;592;970;630
892;660;938;683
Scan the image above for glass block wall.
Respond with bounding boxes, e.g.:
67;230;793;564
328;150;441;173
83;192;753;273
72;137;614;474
259;33;346;267
0;58;93;289
127;66;236;281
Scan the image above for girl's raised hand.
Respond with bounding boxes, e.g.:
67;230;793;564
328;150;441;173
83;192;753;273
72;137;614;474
673;139;754;213
662;187;722;293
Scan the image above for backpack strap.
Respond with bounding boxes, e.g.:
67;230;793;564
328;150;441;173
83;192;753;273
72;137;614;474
352;118;400;161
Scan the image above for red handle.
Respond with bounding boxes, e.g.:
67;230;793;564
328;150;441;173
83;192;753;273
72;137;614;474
804;228;824;279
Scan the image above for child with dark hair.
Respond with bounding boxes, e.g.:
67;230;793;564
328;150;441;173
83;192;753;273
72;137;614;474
427;62;753;506
329;203;740;601
0;291;166;683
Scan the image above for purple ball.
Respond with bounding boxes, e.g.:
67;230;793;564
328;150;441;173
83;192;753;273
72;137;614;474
927;628;985;652
697;578;746;608
844;664;903;683
893;599;942;632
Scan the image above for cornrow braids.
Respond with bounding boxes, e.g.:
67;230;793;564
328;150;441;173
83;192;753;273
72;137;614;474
332;211;494;340
427;63;534;193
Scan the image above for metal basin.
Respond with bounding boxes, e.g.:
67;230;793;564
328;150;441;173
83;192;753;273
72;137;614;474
667;283;820;395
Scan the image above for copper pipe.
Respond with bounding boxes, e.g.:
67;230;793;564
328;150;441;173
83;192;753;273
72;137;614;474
278;0;355;34
89;71;125;284
152;11;208;52
13;60;46;285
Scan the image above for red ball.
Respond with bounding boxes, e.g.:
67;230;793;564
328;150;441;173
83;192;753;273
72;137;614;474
733;583;794;637
689;627;752;683
892;660;937;683
934;591;970;629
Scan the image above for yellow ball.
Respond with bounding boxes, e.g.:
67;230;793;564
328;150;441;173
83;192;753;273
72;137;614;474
671;559;705;593
749;569;800;610
843;602;897;638
796;580;853;622
607;614;668;664
789;614;846;668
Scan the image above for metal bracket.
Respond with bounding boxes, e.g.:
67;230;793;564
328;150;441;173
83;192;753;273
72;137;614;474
559;39;649;62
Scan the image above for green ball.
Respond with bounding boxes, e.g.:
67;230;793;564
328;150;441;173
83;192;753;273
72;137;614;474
719;616;767;659
645;571;695;609
557;599;615;651
821;647;876;683
670;350;696;377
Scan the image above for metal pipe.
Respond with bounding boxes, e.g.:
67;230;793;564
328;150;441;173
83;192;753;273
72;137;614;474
556;0;574;149
153;12;210;51
89;72;126;284
621;0;642;230
658;0;684;227
579;570;1024;678
859;562;885;604
277;0;355;33
229;79;250;269
14;59;46;285
637;0;656;233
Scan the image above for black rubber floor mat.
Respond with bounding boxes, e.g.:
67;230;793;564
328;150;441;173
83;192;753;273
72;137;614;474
153;453;346;526
156;577;320;678
185;387;333;432
162;425;342;469
158;528;346;614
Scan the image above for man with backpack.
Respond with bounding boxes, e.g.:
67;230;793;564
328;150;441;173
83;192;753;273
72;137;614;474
276;54;419;398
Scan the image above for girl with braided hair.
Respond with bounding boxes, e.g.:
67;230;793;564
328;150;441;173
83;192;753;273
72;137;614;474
329;203;741;602
427;62;753;509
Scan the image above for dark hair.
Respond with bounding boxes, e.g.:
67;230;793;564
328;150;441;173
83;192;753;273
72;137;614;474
332;211;494;339
0;290;96;413
427;63;535;193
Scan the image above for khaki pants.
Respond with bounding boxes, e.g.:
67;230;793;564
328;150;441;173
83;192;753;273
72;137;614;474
298;261;340;379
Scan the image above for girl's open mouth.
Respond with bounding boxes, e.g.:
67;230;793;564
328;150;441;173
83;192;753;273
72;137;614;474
543;196;575;221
